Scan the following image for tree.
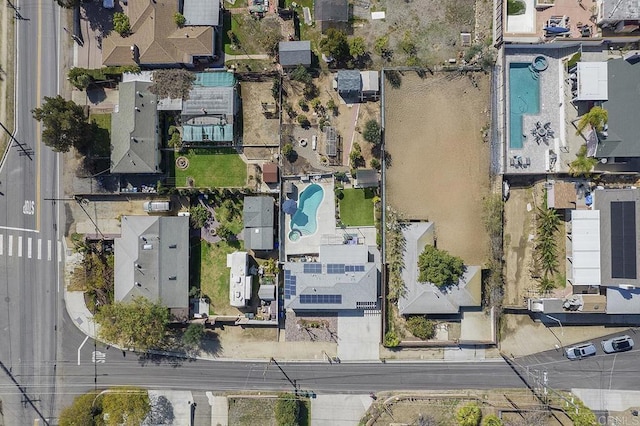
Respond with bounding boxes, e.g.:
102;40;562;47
271;77;280;100
297;114;310;128
363;119;381;145
569;144;598;177
349;36;366;58
189;205;210;228
456;403;482;426
101;387;150;426
282;142;294;159
319;29;349;63
67;68;94;90
174;12;186;27
216;223;235;241
290;65;312;84
275;393;300;426
575;105;608;135
303;82;318;100
406;316;435;340
94;297;170;350
168;125;182;148
417;245;465;288
32;95;88;153
374;35;389;55
481;414;503;426
399;31;417;56
182;323;205;347
58;391;101;426
349;142;364;168
150;69;196;99
370;157;381;170
326;98;337;115
112;12;131;36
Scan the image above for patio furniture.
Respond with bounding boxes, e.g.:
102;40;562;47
525;157;531;167
510;157;516;167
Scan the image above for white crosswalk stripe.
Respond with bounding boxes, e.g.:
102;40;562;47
0;234;3;256
57;241;62;263
38;239;42;260
47;240;52;261
27;237;32;259
0;235;61;262
8;235;13;256
17;236;22;257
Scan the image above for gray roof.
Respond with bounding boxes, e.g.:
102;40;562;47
114;216;190;313
355;169;378;188
183;0;220;26
259;284;276;301
398;222;482;315
596;59;640;158
337;70;361;94
279;41;311;67
182;86;237;120
110;81;160;174
593;188;640;287
314;0;349;22
601;0;640;21
243;196;274;251
283;244;380;310
607;287;640;314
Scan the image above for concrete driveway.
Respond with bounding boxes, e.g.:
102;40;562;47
337;310;381;361
311;394;373;426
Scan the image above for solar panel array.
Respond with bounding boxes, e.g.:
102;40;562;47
611;201;637;279
300;294;343;304
327;264;345;274
284;270;297;299
325;127;337;157
345;265;365;272
303;263;322;274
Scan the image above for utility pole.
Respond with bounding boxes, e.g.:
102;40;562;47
44;196;106;240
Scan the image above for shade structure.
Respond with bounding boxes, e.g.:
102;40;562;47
544;26;570;34
282;199;298;215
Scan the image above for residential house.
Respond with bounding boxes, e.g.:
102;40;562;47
110;81;161;174
243;196;275;251
227;251;253;308
398;222;482;315
314;0;349;32
181;85;238;144
596;0;640;33
335;70;380;102
278;41;312;68
102;0;215;67
114;216;190;319
183;0;220;26
283;244;380;311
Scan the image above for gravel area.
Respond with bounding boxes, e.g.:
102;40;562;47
284;311;339;343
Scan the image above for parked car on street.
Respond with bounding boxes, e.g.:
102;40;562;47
601;335;634;354
565;342;597;360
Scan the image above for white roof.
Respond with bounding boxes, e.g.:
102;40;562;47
571;209;601;286
577;62;608;101
227;252;251;307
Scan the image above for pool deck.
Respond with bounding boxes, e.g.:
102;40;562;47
505;48;567;175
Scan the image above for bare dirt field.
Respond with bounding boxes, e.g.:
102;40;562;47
239;81;280;149
384;71;491;265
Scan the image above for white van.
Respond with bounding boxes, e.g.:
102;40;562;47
143;201;170;213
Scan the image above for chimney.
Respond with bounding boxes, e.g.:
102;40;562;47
135;107;141;112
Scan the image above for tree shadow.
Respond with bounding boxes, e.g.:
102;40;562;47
146;395;175;425
384;70;402;89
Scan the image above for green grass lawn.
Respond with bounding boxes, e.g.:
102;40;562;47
174;149;247;188
339;188;375;226
198;239;244;315
89;113;111;157
223;13;259;55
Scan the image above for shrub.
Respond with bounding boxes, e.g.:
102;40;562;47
303;82;318;100
282;143;294;159
370;158;381;170
174;12;186;27
275;393;300;426
290;65;311;84
507;0;525;15
112;12;131;36
189;205;210;228
418;245;465;288
384;330;400;347
363;120;381;145
456;403;482;426
406;316;435;340
481;414;502;426
297;114;310;128
298;99;309;111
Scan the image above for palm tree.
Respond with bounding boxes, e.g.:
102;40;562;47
569;144;599;177
575;106;608;135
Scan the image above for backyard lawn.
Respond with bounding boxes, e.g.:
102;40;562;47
175;149;247;188
89;113;111;157
339;188;375;226
197;239;244;315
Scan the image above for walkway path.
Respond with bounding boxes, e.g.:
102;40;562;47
225;53;270;61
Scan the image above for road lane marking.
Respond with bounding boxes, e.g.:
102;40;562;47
17;236;22;257
0;234;3;255
0;226;39;233
37;239;42;260
8;235;13;256
78;336;89;366
57;241;61;263
47;240;52;261
36;0;42;232
92;351;106;364
27;237;32;258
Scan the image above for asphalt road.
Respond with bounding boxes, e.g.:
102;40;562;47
0;0;63;424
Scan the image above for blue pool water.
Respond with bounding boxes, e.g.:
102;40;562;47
509;62;541;149
289;183;324;240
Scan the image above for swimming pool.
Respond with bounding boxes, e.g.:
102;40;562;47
509;62;541;149
289;183;324;241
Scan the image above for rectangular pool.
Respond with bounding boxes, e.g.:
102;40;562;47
509;62;540;149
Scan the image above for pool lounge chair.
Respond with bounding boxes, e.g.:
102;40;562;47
525;157;531;167
510;157;516;167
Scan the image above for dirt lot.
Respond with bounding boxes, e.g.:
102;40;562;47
239;81;280;149
384;71;491;265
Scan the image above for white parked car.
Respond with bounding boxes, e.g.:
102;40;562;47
601;335;634;354
565;343;597;360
